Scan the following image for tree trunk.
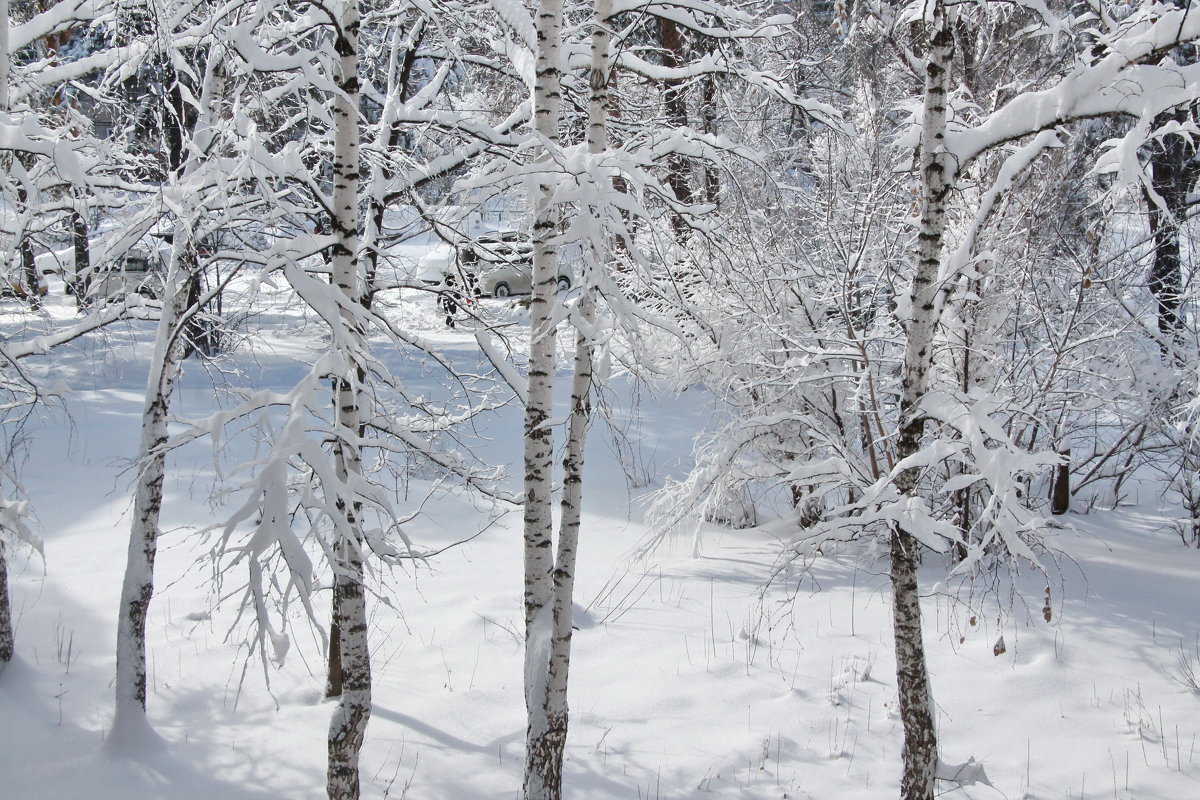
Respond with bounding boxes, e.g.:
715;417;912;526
539;38;608;765
888;3;956;798
1050;449;1070;515
0;542;12;665
890;527;939;799
72;208;91;308
181;272;204;358
112;237;191;739
0;0;10;114
545;295;595;771
326;2;371;796
361;18;424;311
111;40;226;746
326;541;370;799
14;154;42;309
1146;107;1194;363
325;621;343;698
659;16;691;239
699;59;719;204
524;0;565;795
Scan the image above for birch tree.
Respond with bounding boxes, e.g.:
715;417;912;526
321;1;372;794
884;4;955;793
521;0;566;792
105;0;284;740
127;4;526;796
840;4;1200;796
509;2;839;794
644;2;1200;797
111;27;236;743
1;0;158;668
520;0;617;791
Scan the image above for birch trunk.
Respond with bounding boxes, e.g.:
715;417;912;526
112;232;192;739
112;44;226;745
890;3;955;798
533;3;612;791
326;2;371;797
535;312;590;791
523;0;564;795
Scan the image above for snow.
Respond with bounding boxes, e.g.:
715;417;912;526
1;283;1198;799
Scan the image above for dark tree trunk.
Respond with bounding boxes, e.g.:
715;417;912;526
1050;449;1070;515
325;621;344;698
0;543;12;665
14;155;41;308
1145;113;1193;362
182;270;220;359
19;228;39;307
72;208;91;309
658;17;692;237
700;70;719;204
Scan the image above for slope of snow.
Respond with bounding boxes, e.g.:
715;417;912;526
1;286;1198;799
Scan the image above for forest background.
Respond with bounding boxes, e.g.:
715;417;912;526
2;1;1200;799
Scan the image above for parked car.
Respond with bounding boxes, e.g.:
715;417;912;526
415;243;456;286
90;252;164;300
457;231;573;297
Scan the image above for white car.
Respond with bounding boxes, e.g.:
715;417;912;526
457;231;572;297
90;253;164;300
415;244;456;286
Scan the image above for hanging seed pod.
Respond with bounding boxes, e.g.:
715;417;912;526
1043;586;1052;623
993;635;1007;656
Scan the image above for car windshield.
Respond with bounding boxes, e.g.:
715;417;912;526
467;232;530;263
475;232;527;247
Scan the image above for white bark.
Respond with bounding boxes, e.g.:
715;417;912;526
325;1;371;797
112;226;190;741
523;0;565;795
525;3;611;796
111;41;227;744
546;295;592;782
891;3;955;799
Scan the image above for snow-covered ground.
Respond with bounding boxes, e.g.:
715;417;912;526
2;285;1198;799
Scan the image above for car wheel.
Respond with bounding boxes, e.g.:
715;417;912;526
556;276;571;292
494;283;512;298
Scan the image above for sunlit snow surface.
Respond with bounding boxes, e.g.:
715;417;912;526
1;281;1198;799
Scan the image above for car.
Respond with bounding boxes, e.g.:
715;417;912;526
90;252;164;300
414;243;456;286
456;231;573;298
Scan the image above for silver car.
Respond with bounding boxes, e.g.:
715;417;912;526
458;231;573;297
90;253;164;300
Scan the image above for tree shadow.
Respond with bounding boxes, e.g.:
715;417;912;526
1;654;306;800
